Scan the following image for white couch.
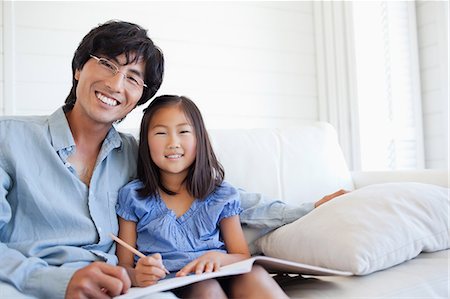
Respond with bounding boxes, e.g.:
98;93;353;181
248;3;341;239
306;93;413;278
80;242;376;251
208;122;449;298
3;122;447;299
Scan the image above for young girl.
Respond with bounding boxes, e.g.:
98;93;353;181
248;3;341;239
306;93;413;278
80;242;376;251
116;95;290;298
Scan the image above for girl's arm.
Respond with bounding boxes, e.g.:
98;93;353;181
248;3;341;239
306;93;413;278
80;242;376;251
117;217;167;287
116;217;137;270
220;215;251;260
176;215;250;276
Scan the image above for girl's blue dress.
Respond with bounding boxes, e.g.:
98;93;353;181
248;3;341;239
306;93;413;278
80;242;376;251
116;180;242;272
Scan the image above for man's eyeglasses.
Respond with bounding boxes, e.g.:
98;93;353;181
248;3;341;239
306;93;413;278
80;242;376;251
89;55;147;89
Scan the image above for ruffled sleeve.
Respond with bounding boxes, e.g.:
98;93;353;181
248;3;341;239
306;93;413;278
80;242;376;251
116;179;145;222
213;181;243;223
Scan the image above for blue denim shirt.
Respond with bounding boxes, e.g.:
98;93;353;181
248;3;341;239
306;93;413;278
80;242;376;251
0;108;138;299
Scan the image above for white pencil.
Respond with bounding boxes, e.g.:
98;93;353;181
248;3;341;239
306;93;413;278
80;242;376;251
109;233;170;274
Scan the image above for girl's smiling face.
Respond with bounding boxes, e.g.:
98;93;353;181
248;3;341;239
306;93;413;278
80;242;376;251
147;104;197;182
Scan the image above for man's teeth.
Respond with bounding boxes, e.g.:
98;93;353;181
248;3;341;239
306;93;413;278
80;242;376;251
96;92;118;106
166;154;182;159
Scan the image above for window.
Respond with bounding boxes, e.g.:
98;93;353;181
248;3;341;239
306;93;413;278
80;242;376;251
352;1;424;170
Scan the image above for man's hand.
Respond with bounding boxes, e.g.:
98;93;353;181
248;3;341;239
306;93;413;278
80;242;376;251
65;262;131;299
314;189;349;208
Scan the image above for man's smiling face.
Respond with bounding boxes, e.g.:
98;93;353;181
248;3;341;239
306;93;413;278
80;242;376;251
73;53;146;126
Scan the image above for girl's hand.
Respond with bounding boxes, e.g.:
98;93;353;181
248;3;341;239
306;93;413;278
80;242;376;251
134;253;167;287
314;189;349;208
176;251;225;277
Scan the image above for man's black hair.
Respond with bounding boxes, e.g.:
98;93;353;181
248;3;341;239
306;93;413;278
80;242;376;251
64;20;164;111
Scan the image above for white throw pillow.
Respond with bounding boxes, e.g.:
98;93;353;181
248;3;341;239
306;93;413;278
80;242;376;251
255;182;449;275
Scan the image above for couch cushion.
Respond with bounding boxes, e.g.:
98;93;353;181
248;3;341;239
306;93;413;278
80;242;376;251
279;124;353;205
208;129;282;200
208;122;354;206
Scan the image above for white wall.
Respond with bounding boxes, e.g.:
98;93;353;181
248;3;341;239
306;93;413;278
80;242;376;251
1;1;319;131
416;1;449;169
1;1;448;170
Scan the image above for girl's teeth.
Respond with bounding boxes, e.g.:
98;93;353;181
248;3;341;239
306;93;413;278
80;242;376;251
96;92;118;106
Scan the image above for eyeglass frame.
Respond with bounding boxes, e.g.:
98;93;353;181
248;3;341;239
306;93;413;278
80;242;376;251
89;54;148;89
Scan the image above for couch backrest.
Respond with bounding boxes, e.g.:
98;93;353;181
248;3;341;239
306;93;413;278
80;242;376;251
208;122;354;205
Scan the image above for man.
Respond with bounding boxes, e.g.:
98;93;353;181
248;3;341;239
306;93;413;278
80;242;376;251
0;20;170;299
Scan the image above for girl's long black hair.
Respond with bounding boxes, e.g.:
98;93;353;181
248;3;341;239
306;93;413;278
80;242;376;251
137;95;224;199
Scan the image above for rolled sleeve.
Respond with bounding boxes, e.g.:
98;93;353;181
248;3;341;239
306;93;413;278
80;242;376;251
239;189;314;229
25;267;77;299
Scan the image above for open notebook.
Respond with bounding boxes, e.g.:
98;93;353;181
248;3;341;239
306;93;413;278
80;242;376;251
115;255;352;298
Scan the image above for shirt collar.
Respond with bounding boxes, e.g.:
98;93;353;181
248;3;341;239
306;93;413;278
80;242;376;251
104;125;123;152
48;107;123;152
49;108;75;152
